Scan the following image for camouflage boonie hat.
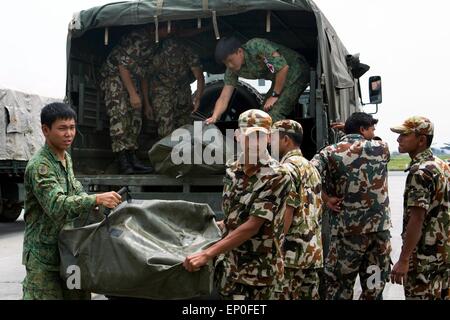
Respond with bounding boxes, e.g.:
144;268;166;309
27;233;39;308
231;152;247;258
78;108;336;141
238;109;272;135
271;119;303;135
390;116;434;136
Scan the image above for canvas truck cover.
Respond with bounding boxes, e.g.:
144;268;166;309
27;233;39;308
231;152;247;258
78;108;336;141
0;88;61;161
59;199;222;299
68;0;359;123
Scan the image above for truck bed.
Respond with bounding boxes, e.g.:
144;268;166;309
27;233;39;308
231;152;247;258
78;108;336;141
76;174;225;217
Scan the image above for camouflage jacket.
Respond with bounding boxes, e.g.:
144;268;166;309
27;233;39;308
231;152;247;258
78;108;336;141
224;38;309;88
22;144;96;271
150;37;201;88
281;149;323;269
311;134;392;236
217;151;292;287
100;28;157;79
403;148;450;273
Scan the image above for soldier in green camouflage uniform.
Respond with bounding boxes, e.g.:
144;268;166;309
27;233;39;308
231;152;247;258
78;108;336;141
390;116;450;300
183;110;292;300
144;37;204;138
311;112;392;300
99;27;156;174
270;120;323;300
22;103;121;300
206;37;309;125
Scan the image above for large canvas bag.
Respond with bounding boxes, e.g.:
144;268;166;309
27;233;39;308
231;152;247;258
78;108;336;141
59;199;221;299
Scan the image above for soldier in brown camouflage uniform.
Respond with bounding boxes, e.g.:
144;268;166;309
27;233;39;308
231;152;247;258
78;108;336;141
311;112;392;300
183;110;292;300
271;120;323;300
99;26;156;174
143;36;204;138
22;103;121;299
390;116;450;300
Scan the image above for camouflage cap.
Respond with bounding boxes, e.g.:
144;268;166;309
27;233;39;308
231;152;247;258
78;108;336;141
271;119;303;135
390;116;434;136
238;109;272;135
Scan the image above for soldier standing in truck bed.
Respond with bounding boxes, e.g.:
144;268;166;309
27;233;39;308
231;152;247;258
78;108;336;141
143;34;205;138
99;26;156;175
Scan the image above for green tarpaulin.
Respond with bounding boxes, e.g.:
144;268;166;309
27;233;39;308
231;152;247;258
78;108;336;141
69;0;312;37
67;0;361;125
59;199;222;299
148;123;234;178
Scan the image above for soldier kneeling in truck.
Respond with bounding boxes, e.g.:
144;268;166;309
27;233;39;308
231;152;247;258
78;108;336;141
206;36;310;125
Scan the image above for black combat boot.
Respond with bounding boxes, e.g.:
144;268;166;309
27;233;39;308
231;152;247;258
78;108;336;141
126;150;154;174
118;150;135;175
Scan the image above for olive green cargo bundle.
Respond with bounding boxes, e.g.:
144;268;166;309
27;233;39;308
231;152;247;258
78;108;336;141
59;199;222;299
148;123;235;178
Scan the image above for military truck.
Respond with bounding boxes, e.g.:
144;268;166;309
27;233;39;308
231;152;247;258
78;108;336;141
0;88;61;222
64;0;382;215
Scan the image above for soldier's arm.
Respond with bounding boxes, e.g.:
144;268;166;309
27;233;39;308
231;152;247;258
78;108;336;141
206;84;234;124
184;44;205;111
310;150;328;179
391;169;431;284
399;206;426;262
283;205;295;236
118;65;141;109
391;206;426;285
191;66;205;112
273;63;289;95
30;162;97;224
284;167;301;234
254;39;289;92
310;150;343;211
183;216;265;272
184;172;292;272
73;177;89;197
141;77;154;119
264;57;288;112
321;191;343;212
250;171;292;221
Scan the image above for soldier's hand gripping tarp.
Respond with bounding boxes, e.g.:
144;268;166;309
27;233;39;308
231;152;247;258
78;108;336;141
59;199;222;299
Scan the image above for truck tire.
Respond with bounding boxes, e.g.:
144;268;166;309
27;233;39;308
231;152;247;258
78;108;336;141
0;200;22;223
196;80;263;121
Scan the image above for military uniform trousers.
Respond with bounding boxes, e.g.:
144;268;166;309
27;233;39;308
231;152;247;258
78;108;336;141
150;83;192;138
214;258;275;300
217;283;274;300
272;267;320;300
23;268;91;300
101;74;142;153
404;268;449;300
325;230;392;300
264;67;310;122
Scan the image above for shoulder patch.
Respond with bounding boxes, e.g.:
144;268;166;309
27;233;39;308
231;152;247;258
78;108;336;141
263;56;275;73
38;164;49;175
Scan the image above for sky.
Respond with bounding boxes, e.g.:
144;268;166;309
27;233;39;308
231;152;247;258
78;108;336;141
0;0;449;150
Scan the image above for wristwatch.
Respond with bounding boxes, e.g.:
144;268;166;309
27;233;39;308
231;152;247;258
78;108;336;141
271;91;281;98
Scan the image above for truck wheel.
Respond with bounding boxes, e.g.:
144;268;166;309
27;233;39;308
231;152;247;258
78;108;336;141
0;200;22;223
196;80;263;121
